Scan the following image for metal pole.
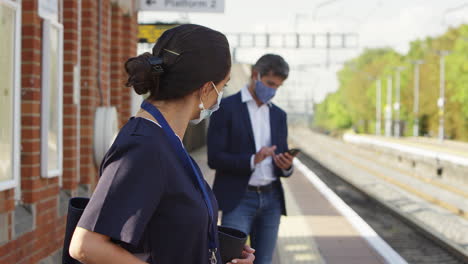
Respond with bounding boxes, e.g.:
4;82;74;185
413;61;422;137
438;53;447;141
385;76;393;137
376;79;382;135
394;70;401;137
326;32;331;68
393;66;405;137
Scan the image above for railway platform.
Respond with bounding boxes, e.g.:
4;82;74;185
191;147;404;264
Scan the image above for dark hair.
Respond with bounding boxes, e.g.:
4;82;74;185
254;54;289;80
125;24;231;100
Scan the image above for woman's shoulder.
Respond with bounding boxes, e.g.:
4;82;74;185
121;117;164;137
103;118;171;163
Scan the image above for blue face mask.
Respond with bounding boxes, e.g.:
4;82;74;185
255;74;276;104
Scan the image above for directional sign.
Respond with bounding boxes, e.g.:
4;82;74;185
139;0;225;13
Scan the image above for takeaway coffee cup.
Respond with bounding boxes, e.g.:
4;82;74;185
217;226;248;263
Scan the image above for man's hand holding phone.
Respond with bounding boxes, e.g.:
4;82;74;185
287;148;301;156
273;148;300;170
254;146;300;170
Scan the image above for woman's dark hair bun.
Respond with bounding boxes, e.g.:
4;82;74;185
124;52;162;96
124;24;231;101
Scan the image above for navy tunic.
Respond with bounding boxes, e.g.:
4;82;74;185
78;117;220;264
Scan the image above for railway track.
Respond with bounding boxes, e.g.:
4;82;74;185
298;153;467;264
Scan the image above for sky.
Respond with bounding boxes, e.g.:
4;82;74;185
138;0;468;108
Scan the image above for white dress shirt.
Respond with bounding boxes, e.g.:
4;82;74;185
241;86;292;186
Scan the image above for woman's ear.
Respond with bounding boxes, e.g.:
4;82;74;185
199;81;213;101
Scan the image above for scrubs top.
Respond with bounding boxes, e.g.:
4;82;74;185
78;117;220;264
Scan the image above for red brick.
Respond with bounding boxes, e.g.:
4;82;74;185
21;127;41;140
21;177;44;190
21;166;40;178
64;41;78;52
63;105;77;114
22;11;41;25
21;74;41;86
64;0;78;9
0;241;14;258
63;148;77;158
36;209;56;227
21;140;41;153
62;179;78;190
22;25;40;37
82;0;97;9
0;198;15;213
21;102;41;115
22;0;39;11
21;116;41;127
21;63;41;76
21;152;41;166
63;10;77;20
37;198;57;213
21;37;41;50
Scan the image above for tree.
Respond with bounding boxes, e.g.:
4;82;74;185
314;24;468;141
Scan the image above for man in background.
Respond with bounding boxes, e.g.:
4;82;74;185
208;54;295;264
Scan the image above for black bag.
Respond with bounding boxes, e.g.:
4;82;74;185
62;197;89;264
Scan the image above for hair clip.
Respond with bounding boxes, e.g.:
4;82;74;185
163;49;180;56
147;56;164;74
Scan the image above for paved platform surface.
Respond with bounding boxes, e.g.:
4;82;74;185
191;147;390;264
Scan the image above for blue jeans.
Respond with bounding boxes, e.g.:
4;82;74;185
221;186;282;264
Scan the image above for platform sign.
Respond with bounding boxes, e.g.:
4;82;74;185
38;0;59;21
139;0;225;13
138;24;179;43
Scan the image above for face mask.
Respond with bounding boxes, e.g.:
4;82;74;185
190;82;223;125
254;74;276;104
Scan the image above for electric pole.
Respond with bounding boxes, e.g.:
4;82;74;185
393;66;405;137
412;60;424;137
437;50;450;141
385;76;393;137
376;79;382;135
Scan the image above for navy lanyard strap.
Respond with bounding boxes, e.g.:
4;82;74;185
140;101;218;252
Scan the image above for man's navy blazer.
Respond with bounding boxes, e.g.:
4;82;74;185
207;91;291;216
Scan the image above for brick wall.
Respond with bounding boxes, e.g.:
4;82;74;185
111;3;136;127
79;0;99;188
62;0;80;194
0;0;138;263
111;4;124;127
121;13;137;124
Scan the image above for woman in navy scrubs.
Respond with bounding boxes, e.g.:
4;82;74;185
69;24;255;264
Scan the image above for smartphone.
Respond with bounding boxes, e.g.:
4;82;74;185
287;148;301;156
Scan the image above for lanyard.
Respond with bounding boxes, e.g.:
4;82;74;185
140;101;218;263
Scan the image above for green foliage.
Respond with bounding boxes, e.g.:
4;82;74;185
314;24;468;141
314;91;352;130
